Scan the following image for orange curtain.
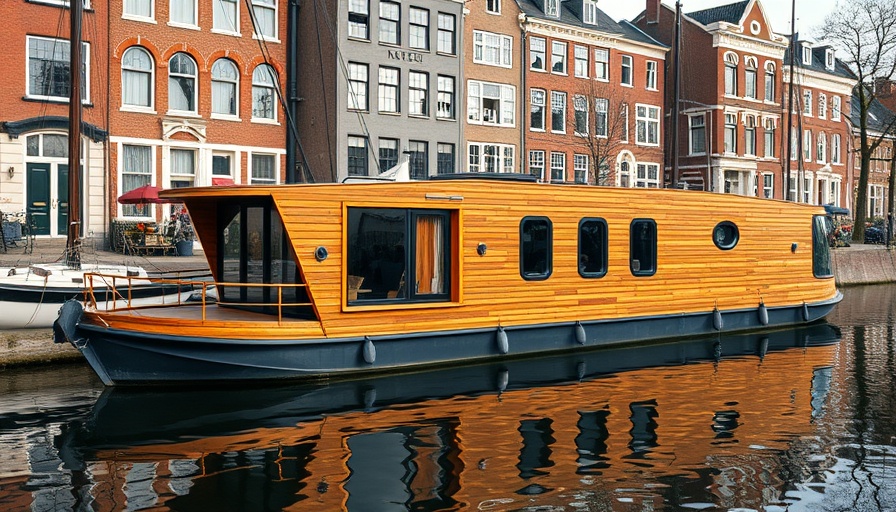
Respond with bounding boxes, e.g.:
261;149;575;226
415;216;443;294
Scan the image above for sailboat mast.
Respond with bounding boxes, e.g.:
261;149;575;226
671;1;682;188
784;0;796;201
66;0;82;269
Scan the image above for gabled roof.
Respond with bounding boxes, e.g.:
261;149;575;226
515;0;667;48
783;43;857;82
686;0;750;26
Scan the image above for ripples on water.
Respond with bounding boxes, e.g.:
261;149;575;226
1;286;896;511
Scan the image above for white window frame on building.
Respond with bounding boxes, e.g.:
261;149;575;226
378;66;400;114
550;151;566;181
408;70;429;117
744;114;756;156
545;0;560;18
212;151;235;181
121;46;154;111
817;132;827;163
27;36;90;103
744;56;757;99
803;90;813;117
437;75;455;119
168;52;197;114
724;52;738;96
211;58;239;118
486;0;500;14
620;55;633;86
762;173;774;198
552;41;567;74
467;80;516;127
574;154;589;183
251;0;277;40
348;0;369;40
764;61;776;102
530;37;546;71
530;88;546;131
121;144;154;218
818;93;827;119
646;60;657;90
250;152;278;185
169;148;197;189
123;0;153;19
573;95;588;136
635;104;660;146
252;64;278;121
832;96;842;121
213;0;239;34
528;150;545;180
594;48;609;81
635;163;660;188
170;0;197;26
574;45;589;78
468;142;514;173
551;91;566;134
832;133;841;164
763;117;776;158
724;113;737;154
473;31;513;68
379;1;400;45
594;98;608;138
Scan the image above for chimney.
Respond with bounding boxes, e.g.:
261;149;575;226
875;77;895;99
646;0;661;24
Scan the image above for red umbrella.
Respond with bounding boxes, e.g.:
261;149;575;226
117;185;174;204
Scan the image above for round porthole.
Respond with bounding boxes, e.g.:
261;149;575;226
713;221;739;250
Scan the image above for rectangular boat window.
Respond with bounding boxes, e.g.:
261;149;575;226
630;219;656;276
813;214;833;278
347;208;451;304
579;218;607;278
520;216;552;280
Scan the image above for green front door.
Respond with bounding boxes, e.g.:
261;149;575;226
58;164;69;236
26;163;51;236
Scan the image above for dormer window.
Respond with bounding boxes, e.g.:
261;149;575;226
825;48;835;70
801;44;812;65
545;0;560;17
583;0;598;24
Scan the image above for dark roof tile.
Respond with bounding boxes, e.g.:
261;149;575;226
686;0;750;26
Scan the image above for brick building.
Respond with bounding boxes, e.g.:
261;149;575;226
851;90;896;218
108;0;288;225
0;0;110;238
518;0;667;185
0;0;289;240
783;39;854;208
463;0;523;174
635;0;790;195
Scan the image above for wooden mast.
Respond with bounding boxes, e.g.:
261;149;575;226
784;0;797;202
66;0;82;269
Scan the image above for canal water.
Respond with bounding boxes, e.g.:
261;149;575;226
1;286;895;511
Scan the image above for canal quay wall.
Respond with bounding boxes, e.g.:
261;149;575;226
0;239;893;368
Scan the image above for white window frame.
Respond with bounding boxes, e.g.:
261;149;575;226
486;0;501;14
620;55;632;86
832;133;841;164
408;70;429;117
437;13;456;55
409;7;430;51
763;117;776;158
252;64;278;121
437;75;455;120
646;60;657;90
120;143;154;218
347;62;368;111
762;173;774;199
545;0;560;17
167;52;197;115
764;61;776;102
378;66;399;114
635;163;660;188
251;0;278;40
467;80;516;127
121;46;155;111
468;142;515;173
348;0;369;40
473;31;513;68
550;151;566;181
826;48;835;70
724;113;737;154
551;41;567;75
573;95;588;136
250;152;279;185
724;52;738;96
635;104;660;146
744;115;756;156
818;93;827;119
530;88;546;131
530;37;546;71
574;154;589;183
123;0;154;20
27;36;90;103
594;48;609;81
594;98;608;138
802;44;812;65
529;150;545;181
832;96;841;121
583;0;598;25
551;91;567;134
803;90;813;117
213;0;239;34
379;1;400;45
817;132;827;163
574;45;589;78
211;58;239;118
170;0;197;27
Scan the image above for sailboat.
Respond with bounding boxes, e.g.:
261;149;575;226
0;0;188;329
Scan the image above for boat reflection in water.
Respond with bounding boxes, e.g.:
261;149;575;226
57;324;839;511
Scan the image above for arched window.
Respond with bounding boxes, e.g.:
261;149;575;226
744;56;757;99
764;61;776;102
121;46;153;108
817;132;827;163
724;52;738;96
211;59;239;116
252;64;278;120
818;93;827;119
168;52;197;113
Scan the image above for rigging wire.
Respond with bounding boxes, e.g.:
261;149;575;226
243;0;317;182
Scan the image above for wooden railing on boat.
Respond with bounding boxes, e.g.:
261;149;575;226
82;272;313;326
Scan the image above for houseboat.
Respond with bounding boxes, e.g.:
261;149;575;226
53;175;841;385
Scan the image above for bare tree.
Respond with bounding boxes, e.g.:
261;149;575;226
819;0;896;242
574;80;631;186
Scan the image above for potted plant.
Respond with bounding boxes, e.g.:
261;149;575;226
171;207;195;256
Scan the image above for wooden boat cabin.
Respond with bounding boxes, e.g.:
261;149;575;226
54;174;841;385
